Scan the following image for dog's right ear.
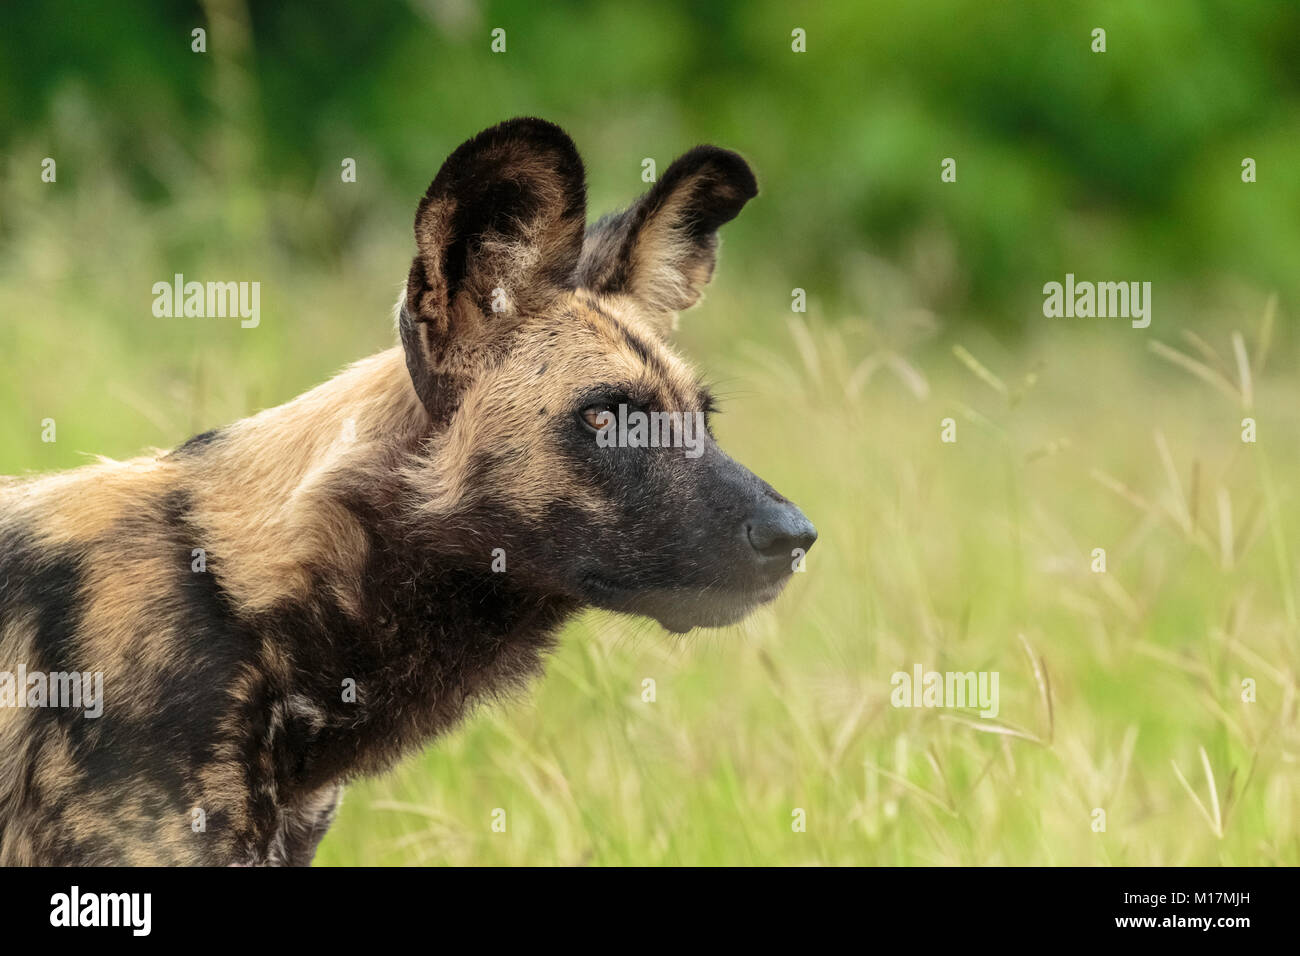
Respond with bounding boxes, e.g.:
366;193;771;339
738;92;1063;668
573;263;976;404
402;118;587;422
576;145;756;335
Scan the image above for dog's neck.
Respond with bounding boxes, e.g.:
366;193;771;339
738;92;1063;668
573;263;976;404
259;520;577;795
184;348;579;793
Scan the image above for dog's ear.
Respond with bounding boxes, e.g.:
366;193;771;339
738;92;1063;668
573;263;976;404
402;118;586;421
576;146;756;332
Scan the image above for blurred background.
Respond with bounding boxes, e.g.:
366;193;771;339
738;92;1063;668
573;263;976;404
1;0;1297;864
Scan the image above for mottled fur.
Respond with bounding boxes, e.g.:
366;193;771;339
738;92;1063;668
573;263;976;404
0;119;812;865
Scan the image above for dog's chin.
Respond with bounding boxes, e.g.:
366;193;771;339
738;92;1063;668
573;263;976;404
581;574;789;634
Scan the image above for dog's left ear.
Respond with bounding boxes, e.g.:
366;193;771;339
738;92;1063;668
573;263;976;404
576;145;756;331
403;117;587;422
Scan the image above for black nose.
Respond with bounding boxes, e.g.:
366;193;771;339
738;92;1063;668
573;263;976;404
745;502;818;561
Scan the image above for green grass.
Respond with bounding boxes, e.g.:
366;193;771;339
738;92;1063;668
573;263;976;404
3;125;1297;868
306;307;1298;866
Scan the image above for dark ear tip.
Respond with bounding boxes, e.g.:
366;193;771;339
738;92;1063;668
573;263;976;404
659;145;758;228
689;145;759;201
482;116;581;157
423;117;585;204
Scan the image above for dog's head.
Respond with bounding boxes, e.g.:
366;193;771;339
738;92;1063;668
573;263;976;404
400;118;815;632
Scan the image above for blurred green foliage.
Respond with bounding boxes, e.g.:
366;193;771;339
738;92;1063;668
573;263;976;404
2;0;1297;334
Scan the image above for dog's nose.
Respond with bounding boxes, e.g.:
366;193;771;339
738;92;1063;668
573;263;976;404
745;502;818;561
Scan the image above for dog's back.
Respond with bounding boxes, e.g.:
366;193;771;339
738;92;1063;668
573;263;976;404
0;353;426;864
0;455;218;864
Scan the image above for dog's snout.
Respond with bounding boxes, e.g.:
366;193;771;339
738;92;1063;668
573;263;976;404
745;502;818;561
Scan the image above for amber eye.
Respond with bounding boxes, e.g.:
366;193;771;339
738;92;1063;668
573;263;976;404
581;405;613;431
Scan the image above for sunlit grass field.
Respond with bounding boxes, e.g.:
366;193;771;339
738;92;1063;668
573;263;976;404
314;306;1299;866
2;136;1297;866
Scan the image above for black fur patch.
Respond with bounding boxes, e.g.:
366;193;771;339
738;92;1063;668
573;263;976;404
241;489;576;795
0;526;86;678
172;427;224;455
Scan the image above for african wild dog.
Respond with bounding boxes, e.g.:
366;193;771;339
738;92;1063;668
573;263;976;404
0;118;817;865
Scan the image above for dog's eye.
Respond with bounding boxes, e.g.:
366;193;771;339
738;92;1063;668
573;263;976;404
580;405;613;431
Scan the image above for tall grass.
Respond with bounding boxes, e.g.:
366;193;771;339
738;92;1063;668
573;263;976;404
313;307;1297;866
2;105;1295;867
